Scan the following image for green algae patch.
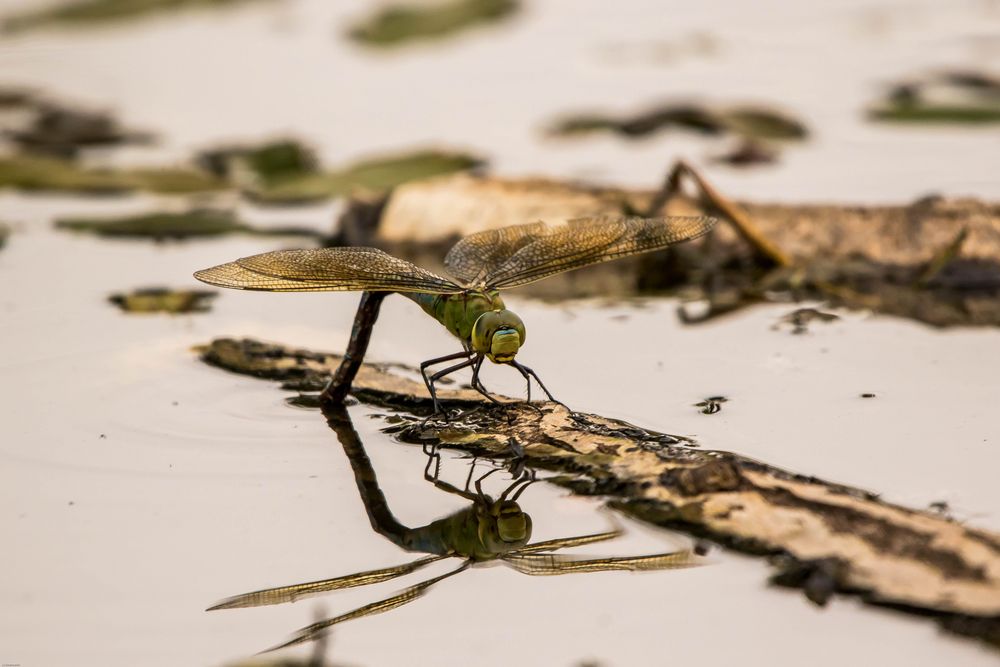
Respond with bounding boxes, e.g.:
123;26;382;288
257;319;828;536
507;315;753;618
2;0;272;33
869;105;1000;124
869;71;1000;126
249;149;485;204
0;156;224;195
56;210;320;241
347;0;518;48
109;287;217;313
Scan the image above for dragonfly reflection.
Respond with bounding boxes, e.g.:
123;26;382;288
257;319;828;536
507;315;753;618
208;407;700;653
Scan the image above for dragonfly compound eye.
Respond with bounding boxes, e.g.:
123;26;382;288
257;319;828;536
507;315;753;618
478;501;532;551
472;309;525;362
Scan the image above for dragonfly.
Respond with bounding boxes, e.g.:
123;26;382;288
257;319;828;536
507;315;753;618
208;407;700;654
194;215;716;412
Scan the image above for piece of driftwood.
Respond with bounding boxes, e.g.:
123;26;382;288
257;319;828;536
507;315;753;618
198;336;1000;649
331;167;1000;327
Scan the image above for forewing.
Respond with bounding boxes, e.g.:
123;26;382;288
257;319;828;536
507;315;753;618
194;247;463;294
484;216;716;290
502;550;699;576
206;555;446;610
261;562;471;653
444;220;549;286
516;529;622;554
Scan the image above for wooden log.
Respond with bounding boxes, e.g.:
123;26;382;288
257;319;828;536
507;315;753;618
197;336;1000;649
331;171;1000;327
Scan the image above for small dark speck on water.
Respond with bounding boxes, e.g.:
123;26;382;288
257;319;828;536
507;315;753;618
67;501;74;506
695;396;728;414
171;401;178;406
861;393;876;398
99;433;106;439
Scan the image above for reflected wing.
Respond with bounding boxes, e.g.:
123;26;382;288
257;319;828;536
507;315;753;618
194;247;464;294
515;529;622;554
444;221;549;286
481;216;716;290
206;555;447;610
502;550;698;576
262;562;471;653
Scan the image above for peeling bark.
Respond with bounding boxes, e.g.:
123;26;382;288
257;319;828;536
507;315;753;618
197;337;1000;649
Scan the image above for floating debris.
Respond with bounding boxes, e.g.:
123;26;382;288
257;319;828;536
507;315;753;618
248;148;485;204
860;393;876;399
1;0;275;33
4;102;152;159
0;155;223;194
347;0;519;48
870;70;1000;124
711;139;779;167
108;287;217;314
549;102;808;142
775;307;840;334
0;223;8;250
56;210;320;241
695;396;728;415
0;87;37;109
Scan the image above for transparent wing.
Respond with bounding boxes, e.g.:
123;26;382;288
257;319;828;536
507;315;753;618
206;555;447;610
482;216;716;290
502;550;699;576
261;562;471;653
194;247;464;294
514;529;622;554
444;221;549;286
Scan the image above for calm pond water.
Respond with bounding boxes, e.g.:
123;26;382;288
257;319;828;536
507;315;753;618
1;1;999;665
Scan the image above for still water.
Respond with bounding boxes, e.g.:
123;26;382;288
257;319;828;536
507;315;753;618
1;196;998;665
1;0;999;664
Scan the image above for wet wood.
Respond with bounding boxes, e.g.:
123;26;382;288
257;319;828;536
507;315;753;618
198;336;1000;649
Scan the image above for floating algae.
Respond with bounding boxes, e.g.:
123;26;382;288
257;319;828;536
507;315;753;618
248;148;485;204
347;0;519;48
56;210;320;241
108;287;217;313
0;156;223;195
870;70;1000;125
5;102;152;158
1;0;274;33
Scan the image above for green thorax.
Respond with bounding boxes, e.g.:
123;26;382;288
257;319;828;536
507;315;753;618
404;289;506;345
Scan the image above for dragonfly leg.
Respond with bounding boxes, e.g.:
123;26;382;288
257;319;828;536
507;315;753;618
470;355;503;406
426;357;476;415
322;291;387;406
420;351;472;412
509;361;568;410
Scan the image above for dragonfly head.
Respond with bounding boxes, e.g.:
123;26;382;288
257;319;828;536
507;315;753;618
471;309;525;363
477;500;532;552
